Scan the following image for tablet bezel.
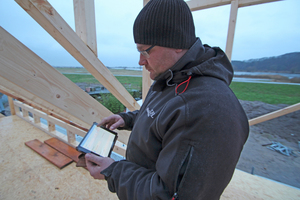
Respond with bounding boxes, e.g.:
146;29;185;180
76;122;118;157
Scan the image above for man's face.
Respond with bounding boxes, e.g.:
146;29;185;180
137;44;180;80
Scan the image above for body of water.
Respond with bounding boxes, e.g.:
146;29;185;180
234;71;300;79
63;68;300;85
233;71;300;85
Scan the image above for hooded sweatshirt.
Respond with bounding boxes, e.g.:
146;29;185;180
101;38;249;200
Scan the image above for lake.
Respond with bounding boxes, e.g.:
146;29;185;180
233;71;300;85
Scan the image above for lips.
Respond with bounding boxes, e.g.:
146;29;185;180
145;66;151;72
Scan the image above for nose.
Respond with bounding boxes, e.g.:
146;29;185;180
138;54;148;66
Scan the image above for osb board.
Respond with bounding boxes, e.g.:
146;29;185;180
221;169;300;200
0;115;118;200
1;116;300;199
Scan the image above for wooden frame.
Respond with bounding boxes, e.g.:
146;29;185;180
0;27;112;126
225;0;239;61
186;0;282;11
186;0;282;61
74;0;98;56
13;100;126;157
15;0;140;112
249;103;300;126
1;0;298;156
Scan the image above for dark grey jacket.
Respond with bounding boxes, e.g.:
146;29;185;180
101;38;249;200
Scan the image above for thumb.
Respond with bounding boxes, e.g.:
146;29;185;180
85;153;102;165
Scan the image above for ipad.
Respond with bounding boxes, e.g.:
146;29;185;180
76;122;118;157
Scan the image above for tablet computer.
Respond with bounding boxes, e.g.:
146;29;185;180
76;122;118;157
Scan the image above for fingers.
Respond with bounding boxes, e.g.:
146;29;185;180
109;119;124;130
85;153;104;179
85;153;101;164
98;114;125;130
85;153;115;180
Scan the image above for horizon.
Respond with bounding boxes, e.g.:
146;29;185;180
52;51;300;68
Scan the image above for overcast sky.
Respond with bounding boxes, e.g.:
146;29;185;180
0;0;299;68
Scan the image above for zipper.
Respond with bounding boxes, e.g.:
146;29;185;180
172;145;194;200
172;192;178;200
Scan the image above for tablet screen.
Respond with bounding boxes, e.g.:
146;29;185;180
77;122;118;157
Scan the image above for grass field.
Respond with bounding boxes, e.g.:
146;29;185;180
60;69;300;105
229;82;300;105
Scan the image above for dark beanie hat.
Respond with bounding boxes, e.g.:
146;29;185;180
133;0;196;49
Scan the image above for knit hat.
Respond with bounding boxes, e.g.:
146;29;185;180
133;0;196;49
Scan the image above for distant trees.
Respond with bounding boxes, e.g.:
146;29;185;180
232;52;300;73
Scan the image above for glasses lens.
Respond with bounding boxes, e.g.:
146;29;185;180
138;45;154;58
141;51;150;58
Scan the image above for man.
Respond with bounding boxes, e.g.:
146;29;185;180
85;0;249;199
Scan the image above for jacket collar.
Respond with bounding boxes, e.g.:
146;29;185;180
152;38;233;92
154;38;204;83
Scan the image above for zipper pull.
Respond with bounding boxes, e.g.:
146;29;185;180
172;192;178;200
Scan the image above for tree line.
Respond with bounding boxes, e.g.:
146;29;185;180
232;52;300;73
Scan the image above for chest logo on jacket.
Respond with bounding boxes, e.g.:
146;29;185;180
146;107;155;118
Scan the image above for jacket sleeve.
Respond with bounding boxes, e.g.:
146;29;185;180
117;110;139;130
102;87;249;199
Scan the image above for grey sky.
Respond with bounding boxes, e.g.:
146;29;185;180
1;0;299;68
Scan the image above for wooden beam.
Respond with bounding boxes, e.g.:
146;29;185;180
73;0;97;56
225;0;239;61
237;0;282;7
0;82;90;129
143;0;150;6
186;0;282;11
249;103;300;126
8;96;15;115
0;27;111;126
0;83;131;145
13;100;127;156
15;0;140;111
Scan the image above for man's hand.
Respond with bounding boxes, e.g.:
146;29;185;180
98;114;125;130
85;153;115;180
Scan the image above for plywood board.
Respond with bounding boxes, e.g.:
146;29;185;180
25;139;73;169
2;116;300;199
0;115;118;200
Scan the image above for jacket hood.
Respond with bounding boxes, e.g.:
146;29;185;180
153;38;233;91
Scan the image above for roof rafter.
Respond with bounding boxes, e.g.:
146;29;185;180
15;0;140;111
186;0;282;11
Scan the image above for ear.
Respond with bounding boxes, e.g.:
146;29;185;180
175;49;188;56
175;49;183;53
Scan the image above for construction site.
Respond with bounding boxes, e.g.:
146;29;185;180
1;0;300;199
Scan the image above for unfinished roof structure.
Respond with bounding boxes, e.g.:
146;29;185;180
0;0;300;199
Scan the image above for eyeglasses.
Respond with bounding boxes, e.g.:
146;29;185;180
138;45;155;58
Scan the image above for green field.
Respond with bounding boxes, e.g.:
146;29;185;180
63;74;142;90
62;73;300;105
229;82;300;105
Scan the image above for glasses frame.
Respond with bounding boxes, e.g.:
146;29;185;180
138;45;155;58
